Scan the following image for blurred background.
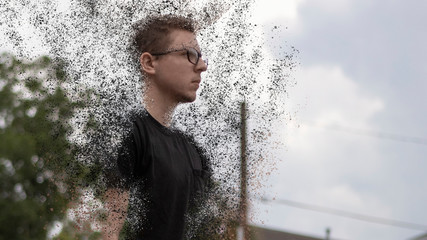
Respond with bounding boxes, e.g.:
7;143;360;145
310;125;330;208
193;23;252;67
1;0;426;240
249;0;427;239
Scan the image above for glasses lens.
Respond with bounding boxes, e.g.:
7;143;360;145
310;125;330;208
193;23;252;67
187;48;199;65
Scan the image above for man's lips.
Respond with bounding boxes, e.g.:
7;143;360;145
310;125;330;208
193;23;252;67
191;79;201;90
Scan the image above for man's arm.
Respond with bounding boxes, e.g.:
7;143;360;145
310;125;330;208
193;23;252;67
102;188;129;240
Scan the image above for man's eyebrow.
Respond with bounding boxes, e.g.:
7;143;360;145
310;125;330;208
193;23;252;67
184;38;200;47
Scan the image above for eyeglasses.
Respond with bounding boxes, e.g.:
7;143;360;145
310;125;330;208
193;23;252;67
150;47;208;66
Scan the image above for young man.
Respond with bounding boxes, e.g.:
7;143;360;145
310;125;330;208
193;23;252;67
103;15;210;240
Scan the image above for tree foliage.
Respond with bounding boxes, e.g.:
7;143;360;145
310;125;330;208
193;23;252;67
0;52;93;239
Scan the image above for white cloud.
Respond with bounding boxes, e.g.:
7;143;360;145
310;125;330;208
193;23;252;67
250;65;393;239
250;0;303;32
250;0;427;239
291;65;384;129
300;0;354;16
251;0;301;22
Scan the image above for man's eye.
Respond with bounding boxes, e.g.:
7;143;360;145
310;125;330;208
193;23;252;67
189;50;198;57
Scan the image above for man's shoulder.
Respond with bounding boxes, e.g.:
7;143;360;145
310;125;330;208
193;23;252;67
127;107;149;122
119;108;148;129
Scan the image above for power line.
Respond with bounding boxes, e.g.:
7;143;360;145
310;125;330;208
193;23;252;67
303;122;427;146
256;196;427;231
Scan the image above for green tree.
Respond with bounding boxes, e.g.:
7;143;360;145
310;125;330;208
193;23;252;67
0;52;94;239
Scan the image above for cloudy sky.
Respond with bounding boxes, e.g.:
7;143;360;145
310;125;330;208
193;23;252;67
1;0;426;239
249;0;427;239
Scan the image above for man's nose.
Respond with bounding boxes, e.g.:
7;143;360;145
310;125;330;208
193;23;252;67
196;58;208;72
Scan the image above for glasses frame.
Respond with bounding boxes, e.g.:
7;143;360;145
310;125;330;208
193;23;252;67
150;47;207;66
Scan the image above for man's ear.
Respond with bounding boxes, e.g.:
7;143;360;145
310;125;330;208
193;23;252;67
140;52;156;75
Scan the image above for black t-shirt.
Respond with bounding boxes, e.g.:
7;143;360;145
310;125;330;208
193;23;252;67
116;109;210;240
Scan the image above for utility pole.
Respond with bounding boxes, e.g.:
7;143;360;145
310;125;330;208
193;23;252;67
325;228;331;240
238;101;249;240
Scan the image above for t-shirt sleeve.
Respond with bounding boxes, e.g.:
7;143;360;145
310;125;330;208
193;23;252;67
116;124;138;189
197;145;213;186
188;136;213;190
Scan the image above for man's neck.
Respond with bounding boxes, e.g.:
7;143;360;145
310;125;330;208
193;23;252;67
143;86;177;127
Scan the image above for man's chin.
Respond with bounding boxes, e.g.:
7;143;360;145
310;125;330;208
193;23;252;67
179;95;197;103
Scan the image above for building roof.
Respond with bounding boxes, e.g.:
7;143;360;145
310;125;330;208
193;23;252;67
250;225;325;240
411;232;427;240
